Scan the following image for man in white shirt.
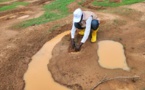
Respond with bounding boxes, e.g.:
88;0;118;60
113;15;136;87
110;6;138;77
71;8;100;51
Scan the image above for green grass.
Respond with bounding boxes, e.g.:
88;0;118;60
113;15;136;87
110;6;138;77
93;0;145;7
0;0;9;3
0;2;29;12
16;0;74;28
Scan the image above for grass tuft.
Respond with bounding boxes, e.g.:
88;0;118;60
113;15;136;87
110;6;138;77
0;2;29;12
0;0;9;3
93;0;145;7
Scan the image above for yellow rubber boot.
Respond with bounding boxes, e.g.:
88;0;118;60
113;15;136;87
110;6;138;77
91;29;98;43
78;29;84;35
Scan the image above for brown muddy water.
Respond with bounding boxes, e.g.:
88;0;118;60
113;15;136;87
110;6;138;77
23;32;130;90
98;40;130;71
23;31;71;90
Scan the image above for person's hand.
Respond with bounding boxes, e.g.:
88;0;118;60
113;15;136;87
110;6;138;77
75;43;83;52
71;39;75;49
75;45;81;51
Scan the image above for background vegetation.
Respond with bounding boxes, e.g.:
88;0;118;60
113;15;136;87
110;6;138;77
8;0;145;28
0;2;28;12
17;0;74;28
93;0;145;7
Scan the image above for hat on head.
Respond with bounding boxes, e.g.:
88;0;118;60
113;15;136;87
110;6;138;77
73;8;83;22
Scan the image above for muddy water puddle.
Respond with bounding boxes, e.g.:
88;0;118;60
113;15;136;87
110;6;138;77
24;31;71;90
98;40;130;71
24;32;130;90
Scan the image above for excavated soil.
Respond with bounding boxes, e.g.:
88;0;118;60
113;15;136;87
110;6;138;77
0;0;145;90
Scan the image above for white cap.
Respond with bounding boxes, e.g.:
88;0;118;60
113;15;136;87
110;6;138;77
73;8;82;22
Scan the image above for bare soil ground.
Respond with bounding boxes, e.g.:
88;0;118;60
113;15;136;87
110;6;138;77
0;0;145;90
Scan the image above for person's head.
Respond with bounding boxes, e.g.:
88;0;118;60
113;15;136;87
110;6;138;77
73;8;83;23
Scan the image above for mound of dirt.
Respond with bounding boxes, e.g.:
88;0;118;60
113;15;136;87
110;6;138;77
48;34;142;90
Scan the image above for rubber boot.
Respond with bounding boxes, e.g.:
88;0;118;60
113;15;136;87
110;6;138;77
78;29;84;35
91;29;98;43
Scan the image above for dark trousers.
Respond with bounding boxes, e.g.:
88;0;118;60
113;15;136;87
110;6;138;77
74;19;99;30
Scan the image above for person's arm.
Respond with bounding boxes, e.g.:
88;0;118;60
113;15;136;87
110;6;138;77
75;17;92;51
71;22;76;49
81;16;92;43
71;22;76;39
